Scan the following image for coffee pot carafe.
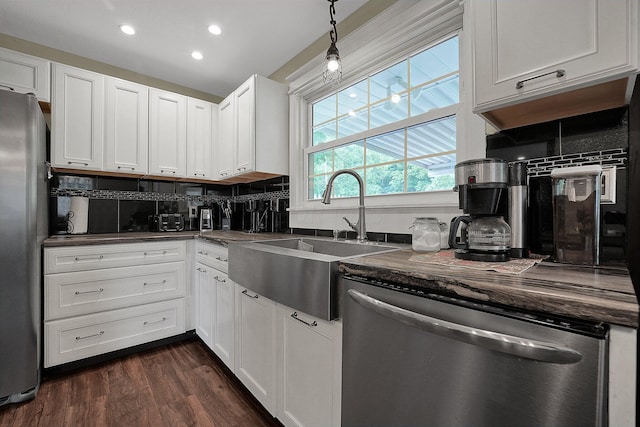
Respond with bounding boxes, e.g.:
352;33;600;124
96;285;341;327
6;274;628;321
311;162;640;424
449;215;511;261
449;158;512;262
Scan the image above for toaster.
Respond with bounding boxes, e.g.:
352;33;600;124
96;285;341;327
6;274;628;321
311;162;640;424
148;214;185;232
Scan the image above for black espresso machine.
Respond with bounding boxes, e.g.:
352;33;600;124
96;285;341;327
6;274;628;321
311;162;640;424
449;158;528;261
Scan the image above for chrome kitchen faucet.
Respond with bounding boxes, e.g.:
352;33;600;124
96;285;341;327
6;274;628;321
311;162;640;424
321;169;367;242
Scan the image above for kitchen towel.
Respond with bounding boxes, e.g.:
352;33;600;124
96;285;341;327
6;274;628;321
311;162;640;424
67;196;89;234
409;250;548;275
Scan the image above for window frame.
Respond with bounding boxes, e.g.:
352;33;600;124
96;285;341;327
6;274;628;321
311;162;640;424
286;0;486;220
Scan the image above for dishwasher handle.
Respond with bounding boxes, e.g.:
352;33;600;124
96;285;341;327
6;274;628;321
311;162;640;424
347;289;583;364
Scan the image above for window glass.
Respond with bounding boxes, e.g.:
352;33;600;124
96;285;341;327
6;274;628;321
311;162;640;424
312;120;336;145
308;34;459;199
370;92;408;128
366;129;405;165
335;141;365;170
338;110;368;138
366;163;405;195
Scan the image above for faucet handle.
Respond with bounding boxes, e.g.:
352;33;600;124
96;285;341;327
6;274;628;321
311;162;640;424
342;216;358;232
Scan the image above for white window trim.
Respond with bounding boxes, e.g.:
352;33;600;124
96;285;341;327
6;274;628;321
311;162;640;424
287;0;486;232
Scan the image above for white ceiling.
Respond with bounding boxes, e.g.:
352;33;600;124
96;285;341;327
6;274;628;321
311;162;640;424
0;0;368;98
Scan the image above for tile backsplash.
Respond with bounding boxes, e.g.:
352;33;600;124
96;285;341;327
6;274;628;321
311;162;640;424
50;175;289;235
486;107;629;263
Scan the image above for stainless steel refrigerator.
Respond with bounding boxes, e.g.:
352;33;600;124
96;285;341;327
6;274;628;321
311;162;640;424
0;90;48;405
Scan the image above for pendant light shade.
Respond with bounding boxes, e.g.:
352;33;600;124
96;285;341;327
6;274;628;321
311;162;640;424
323;0;342;85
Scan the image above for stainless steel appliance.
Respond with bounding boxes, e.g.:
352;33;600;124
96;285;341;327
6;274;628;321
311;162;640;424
450;158;511;261
199;207;213;231
148;213;185;232
508;161;528;258
551;165;602;265
340;275;608;427
0;90;48;406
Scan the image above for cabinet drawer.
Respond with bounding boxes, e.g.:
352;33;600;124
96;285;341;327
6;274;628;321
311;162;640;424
44;299;185;367
45;241;186;273
45;262;186;320
195;241;228;272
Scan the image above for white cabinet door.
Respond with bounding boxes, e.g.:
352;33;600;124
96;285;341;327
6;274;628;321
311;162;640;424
217;94;235;179
235;283;277;415
104;77;148;174
234;76;255;174
149;88;187;177
472;0;639;112
52;63;104;170
0;47;50;102
276;305;342;427
212;270;235;371
195;262;214;349
187;98;213;179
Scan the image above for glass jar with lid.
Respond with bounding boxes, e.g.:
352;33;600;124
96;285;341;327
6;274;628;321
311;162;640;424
410;217;441;252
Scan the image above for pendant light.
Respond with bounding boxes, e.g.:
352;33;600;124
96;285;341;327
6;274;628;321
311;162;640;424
323;0;342;85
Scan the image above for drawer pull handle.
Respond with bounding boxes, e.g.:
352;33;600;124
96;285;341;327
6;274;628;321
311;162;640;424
160;169;176;174
198;251;209;256
291;311;318;327
68;161;89;166
143;280;167;286
215;256;228;262
196;267;206;273
213;276;226;283
75;331;104;340
144;317;167;325
144;251;167;256
242;289;259;299
516;69;565;89
74;255;104;262
117;166;136;171
75;288;104;295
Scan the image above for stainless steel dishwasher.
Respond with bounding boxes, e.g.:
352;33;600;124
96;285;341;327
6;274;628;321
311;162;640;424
339;275;608;427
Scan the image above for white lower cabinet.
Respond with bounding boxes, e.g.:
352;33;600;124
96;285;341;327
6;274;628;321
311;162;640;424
276;306;342;427
44;299;185;367
195;262;214;349
194;241;235;371
43;241;187;367
234;283;278;415
230;282;342;425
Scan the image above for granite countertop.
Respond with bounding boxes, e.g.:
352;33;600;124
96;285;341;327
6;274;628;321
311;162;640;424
43;230;297;247
44;232;638;328
339;249;639;328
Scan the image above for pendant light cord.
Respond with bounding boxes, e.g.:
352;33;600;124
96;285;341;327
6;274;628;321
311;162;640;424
329;0;338;44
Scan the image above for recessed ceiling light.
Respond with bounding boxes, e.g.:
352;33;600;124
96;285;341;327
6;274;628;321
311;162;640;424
120;24;136;35
208;24;222;35
192;51;204;60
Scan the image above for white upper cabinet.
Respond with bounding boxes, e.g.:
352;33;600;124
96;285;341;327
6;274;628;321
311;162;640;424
217;74;288;180
187;98;214;179
52;63;104;170
149;88;187;177
217;94;235;179
472;0;639;116
0;47;50;102
104;77;149;174
234;77;255;174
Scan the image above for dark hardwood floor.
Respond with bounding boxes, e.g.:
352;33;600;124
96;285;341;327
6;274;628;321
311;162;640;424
0;339;282;427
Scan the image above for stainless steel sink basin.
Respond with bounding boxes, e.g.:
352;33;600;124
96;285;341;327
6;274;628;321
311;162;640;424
228;237;400;320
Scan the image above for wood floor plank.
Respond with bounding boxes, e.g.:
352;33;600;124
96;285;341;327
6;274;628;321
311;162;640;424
0;339;281;427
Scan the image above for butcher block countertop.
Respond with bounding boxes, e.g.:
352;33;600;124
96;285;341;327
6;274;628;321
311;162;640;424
339;249;639;328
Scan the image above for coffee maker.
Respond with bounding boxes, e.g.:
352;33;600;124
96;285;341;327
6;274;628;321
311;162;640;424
449;158;512;261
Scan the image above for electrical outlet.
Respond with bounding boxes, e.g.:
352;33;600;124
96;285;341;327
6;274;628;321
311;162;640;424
601;167;616;204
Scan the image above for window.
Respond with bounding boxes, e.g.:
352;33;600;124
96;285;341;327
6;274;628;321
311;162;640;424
307;35;459;200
